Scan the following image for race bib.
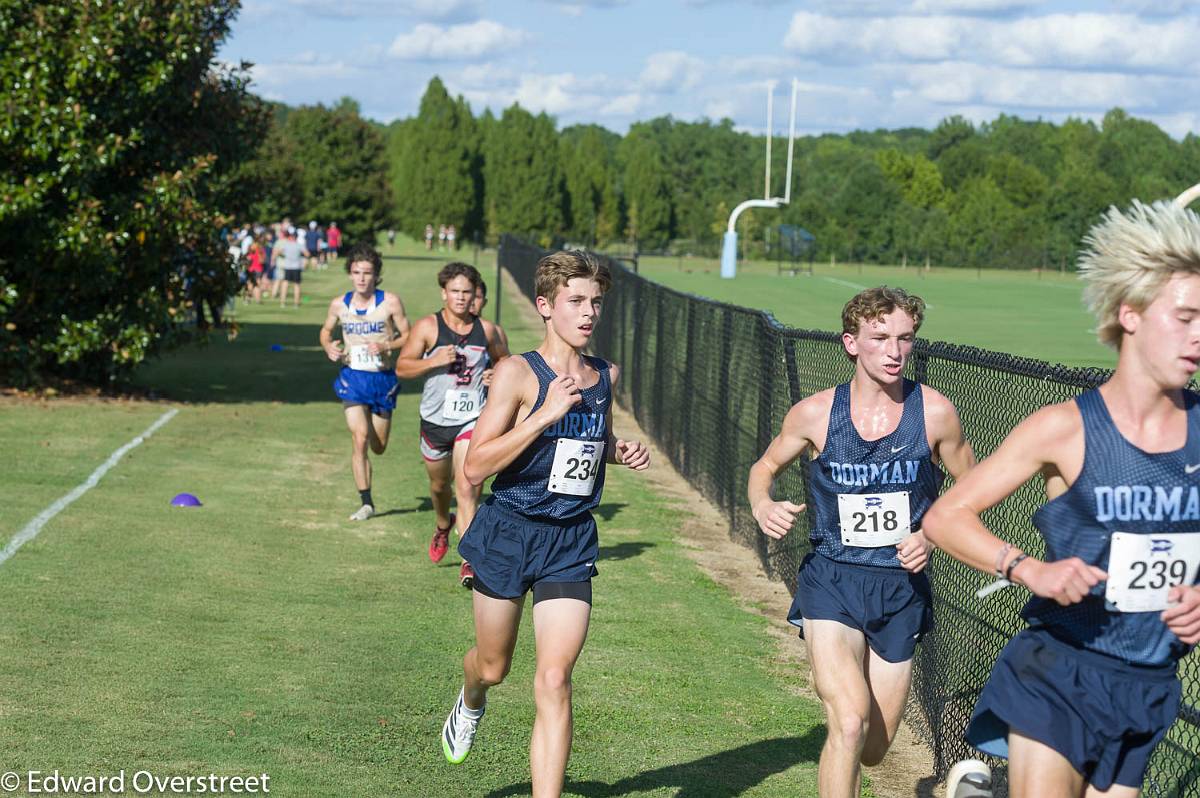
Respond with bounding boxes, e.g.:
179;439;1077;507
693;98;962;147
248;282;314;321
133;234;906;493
548;439;605;496
443;388;482;422
349;344;383;371
838;492;911;547
1105;532;1200;612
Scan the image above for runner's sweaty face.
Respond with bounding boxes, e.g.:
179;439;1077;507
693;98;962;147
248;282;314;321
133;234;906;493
348;261;377;295
442;275;475;316
843;309;916;385
540;278;603;349
1124;272;1200;389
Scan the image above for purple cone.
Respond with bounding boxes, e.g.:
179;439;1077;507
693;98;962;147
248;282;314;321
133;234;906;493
171;493;202;507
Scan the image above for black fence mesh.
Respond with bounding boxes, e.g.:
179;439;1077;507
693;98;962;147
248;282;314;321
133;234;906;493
499;235;1200;796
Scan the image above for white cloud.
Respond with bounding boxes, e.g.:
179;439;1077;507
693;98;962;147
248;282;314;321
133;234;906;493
451;71;621;117
783;11;1200;73
640;51;706;92
388;20;531;61
899;61;1173;110
249;58;361;88
600;93;643;116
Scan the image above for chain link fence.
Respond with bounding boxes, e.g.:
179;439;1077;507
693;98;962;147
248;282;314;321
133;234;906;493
499;235;1200;796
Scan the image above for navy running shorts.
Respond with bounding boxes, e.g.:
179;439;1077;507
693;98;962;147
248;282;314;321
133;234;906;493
333;367;400;418
787;551;932;663
966;627;1181;791
458;500;598;600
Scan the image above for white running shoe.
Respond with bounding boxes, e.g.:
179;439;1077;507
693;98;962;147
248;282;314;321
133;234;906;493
442;687;484;764
348;504;375;521
946;759;992;798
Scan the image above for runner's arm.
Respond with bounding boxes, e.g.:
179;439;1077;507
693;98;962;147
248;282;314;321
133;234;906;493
926;388;976;481
394;317;452;378
386;293;410;353
318;299;345;362
747;397;822;539
922;404;1107;603
603;365;649;470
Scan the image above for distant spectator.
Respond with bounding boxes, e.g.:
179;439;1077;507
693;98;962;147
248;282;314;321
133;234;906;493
327;221;341;260
447;224;456;251
425;223;434;251
387;228;396;247
438;224;447;251
305;220;320;269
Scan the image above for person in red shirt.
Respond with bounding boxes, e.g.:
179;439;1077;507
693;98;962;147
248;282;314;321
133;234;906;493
327;222;341;260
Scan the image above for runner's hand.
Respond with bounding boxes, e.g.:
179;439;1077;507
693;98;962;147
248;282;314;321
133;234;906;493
1162;586;1200;644
1018;557;1106;606
615;439;649;470
366;342;385;356
481;368;495;386
754;499;805;540
896;529;931;574
430;345;458;368
323;341;344;362
541;375;582;421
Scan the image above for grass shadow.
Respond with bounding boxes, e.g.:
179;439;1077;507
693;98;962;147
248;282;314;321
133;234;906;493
598;541;654;561
593;503;627;522
486;731;823;798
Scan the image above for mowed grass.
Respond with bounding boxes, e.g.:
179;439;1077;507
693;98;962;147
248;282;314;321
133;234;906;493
635;254;1113;369
0;236;830;796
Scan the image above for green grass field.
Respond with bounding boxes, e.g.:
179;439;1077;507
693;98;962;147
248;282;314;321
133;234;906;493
0;237;833;797
635;254;1113;369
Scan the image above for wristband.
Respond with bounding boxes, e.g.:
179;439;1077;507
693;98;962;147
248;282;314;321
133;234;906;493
1005;553;1029;582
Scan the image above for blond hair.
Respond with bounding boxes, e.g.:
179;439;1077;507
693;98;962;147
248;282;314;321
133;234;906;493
534;250;612;304
1079;200;1200;348
841;286;926;337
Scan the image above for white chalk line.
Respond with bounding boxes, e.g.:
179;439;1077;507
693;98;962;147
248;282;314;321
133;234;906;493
1;408;179;568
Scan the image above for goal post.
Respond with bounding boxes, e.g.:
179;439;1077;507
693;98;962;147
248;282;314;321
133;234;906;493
720;78;799;279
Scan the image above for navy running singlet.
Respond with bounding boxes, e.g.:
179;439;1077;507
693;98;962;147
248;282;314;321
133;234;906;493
808;380;945;568
1025;389;1200;667
490;352;610;521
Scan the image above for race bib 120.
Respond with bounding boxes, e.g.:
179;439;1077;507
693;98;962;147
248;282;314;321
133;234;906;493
837;492;911;547
442;388;482;422
548;439;605;496
1105;532;1200;613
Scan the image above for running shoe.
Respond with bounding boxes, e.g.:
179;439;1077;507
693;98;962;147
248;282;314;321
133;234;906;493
349;504;375;522
442;687;484;764
459;561;474;589
428;513;455;563
945;760;992;798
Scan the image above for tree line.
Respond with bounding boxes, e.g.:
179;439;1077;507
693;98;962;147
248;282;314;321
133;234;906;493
381;78;1200;270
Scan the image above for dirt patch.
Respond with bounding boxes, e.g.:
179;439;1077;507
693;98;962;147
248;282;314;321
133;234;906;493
500;266;939;798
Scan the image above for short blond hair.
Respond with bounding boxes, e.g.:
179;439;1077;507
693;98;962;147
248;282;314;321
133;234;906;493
534;250;612;304
841;286;926;337
1079;200;1200;348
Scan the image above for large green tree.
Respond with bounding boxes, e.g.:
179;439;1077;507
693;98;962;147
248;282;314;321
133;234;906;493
391;77;480;240
485;105;566;245
0;0;267;385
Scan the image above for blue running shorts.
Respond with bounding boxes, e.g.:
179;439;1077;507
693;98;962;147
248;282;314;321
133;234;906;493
966;627;1180;790
333;367;400;418
787;551;933;663
458;500;598;600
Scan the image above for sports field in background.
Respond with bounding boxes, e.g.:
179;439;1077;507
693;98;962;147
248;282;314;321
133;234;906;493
635;254;1112;369
0;237;835;796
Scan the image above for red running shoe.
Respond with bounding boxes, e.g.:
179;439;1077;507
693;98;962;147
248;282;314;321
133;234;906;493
429;513;455;563
459;561;475;589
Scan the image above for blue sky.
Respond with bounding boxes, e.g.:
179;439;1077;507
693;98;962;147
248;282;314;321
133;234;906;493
219;0;1200;137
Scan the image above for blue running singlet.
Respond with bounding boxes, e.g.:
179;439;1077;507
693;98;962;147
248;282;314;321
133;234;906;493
490;352;610;521
807;380;945;568
1024;388;1200;667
